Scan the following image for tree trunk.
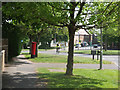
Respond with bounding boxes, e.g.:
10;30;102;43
35;43;38;57
48;41;51;47
29;35;32;54
35;34;39;57
65;27;75;75
105;35;107;51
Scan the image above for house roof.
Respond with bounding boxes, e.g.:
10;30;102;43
75;29;90;35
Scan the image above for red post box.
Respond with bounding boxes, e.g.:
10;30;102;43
31;42;37;58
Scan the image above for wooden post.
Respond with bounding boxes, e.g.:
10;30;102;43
1;50;5;71
97;53;99;60
93;54;94;60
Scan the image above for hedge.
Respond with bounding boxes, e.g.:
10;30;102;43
2;23;23;61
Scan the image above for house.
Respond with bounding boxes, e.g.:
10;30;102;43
74;29;92;45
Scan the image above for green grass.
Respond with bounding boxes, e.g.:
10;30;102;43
74;50;91;54
23;53;112;64
61;50;119;55
102;50;119;55
22;48;55;51
37;68;118;88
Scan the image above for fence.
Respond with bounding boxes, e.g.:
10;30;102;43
0;50;5;72
0;50;5;90
2;39;8;63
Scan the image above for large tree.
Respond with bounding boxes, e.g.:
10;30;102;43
2;2;50;56
33;2;118;75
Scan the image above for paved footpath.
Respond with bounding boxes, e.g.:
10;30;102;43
2;55;47;88
2;53;118;88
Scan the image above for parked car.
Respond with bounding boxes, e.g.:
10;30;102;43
81;41;88;47
75;44;81;48
93;44;98;48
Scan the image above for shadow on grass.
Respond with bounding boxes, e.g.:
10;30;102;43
38;72;107;88
18;57;31;59
21;53;58;59
20;53;32;59
38;56;58;59
39;47;56;49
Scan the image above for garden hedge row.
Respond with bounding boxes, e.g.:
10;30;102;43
2;23;23;61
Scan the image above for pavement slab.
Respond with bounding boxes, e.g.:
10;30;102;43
2;55;47;88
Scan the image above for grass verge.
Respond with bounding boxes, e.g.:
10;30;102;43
22;47;56;52
37;68;118;88
22;53;112;64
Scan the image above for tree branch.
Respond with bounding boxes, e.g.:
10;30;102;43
106;5;117;16
102;2;113;15
82;3;114;26
82;4;117;28
40;18;68;27
76;1;86;19
99;5;117;25
80;24;110;30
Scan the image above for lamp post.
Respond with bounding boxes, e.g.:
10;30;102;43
55;33;56;44
90;40;92;50
99;24;103;70
78;32;80;50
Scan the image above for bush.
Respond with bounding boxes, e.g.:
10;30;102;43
38;44;49;49
8;29;22;59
